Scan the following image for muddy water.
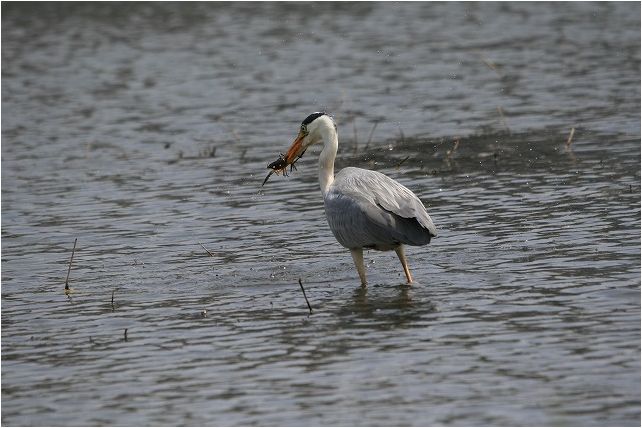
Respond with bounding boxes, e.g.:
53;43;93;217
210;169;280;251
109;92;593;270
2;2;640;426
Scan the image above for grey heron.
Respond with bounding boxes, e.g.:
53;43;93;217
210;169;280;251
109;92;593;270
266;112;437;286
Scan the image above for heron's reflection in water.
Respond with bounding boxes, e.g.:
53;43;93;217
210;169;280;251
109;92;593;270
337;284;437;329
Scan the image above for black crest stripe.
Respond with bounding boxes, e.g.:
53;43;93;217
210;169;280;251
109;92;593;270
302;112;326;125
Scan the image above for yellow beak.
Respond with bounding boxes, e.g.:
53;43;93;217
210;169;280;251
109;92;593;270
284;132;306;165
262;131;308;186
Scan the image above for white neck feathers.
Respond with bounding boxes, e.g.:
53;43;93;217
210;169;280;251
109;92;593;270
318;126;338;196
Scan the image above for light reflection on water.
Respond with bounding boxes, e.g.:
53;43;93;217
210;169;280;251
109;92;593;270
2;2;640;426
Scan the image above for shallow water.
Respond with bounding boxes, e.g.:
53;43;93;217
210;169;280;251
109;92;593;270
2;2;640;426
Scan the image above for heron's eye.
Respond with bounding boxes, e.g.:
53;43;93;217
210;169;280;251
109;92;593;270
300;125;308;135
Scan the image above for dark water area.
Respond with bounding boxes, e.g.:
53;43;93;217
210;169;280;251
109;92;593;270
2;2;640;426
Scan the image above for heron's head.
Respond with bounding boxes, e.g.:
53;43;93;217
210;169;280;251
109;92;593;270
282;112;336;165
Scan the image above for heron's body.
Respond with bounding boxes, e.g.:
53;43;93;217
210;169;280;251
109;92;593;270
325;167;436;250
269;112;436;286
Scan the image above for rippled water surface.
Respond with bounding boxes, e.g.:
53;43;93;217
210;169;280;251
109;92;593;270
2;2;640;426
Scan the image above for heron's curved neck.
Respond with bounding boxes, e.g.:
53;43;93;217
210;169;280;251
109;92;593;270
319;128;338;196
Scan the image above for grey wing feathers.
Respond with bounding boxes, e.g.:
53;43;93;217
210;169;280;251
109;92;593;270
323;167;437;249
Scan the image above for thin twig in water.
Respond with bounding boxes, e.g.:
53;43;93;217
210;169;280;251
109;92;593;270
199;242;214;257
111;289;116;311
64;238;77;291
396;156;410;169
565;127;575;150
398;126;406;145
298;278;312;314
124;328;128;341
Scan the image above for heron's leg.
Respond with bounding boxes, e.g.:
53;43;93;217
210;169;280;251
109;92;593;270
395;245;413;284
350;248;367;287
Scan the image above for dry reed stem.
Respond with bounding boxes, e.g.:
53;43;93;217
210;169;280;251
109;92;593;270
352;117;358;154
497;106;510;134
298;278;312;314
64;238;77;291
364;121;379;150
396;156;410;169
566;127;575;149
353;118;358;144
199;242;214;257
446;139;460;160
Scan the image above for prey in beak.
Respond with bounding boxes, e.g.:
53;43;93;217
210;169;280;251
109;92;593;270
262;130;308;186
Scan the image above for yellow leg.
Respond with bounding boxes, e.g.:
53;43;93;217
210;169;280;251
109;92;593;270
350;248;367;286
395;245;413;284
